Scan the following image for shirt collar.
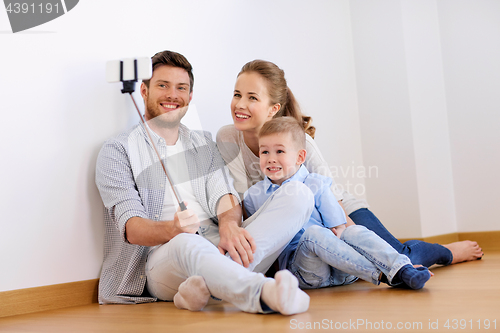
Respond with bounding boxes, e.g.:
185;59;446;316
139;121;195;150
263;165;309;194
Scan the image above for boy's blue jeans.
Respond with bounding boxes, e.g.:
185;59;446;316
288;225;411;289
349;208;453;267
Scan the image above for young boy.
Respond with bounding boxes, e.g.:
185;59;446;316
243;117;432;290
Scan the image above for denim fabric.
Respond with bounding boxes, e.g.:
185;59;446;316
243;167;346;271
145;181;315;313
349;208;453;267
288;225;411;289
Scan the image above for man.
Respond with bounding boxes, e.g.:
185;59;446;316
95;50;314;314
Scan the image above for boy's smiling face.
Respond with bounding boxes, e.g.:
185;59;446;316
259;132;306;185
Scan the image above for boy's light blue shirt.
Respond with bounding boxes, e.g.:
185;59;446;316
244;165;347;230
243;165;347;269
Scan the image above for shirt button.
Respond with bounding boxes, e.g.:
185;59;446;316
154;214;159;219
160;184;164;188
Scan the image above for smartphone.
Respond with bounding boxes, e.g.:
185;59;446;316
106;57;152;83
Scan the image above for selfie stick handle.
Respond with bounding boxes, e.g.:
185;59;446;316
121;60;187;211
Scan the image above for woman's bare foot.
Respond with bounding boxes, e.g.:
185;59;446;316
261;270;310;315
443;241;483;264
173;276;210;311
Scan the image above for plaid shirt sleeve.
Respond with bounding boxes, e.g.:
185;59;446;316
96;134;148;243
95;127;156;304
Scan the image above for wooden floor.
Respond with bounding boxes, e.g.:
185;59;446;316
1;252;499;333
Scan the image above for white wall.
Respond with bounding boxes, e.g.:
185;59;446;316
1;0;498;293
437;0;500;232
0;0;361;292
350;0;423;238
401;0;457;238
349;0;500;238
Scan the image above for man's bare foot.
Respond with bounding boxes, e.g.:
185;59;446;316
173;276;210;311
261;270;310;315
443;241;483;264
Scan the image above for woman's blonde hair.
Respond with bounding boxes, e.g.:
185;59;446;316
238;60;316;138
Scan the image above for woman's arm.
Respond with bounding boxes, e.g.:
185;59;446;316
216;126;252;199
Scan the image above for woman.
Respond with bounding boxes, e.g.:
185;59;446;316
216;59;483;268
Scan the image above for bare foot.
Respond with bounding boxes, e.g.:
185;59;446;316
443;241;483;264
261;270;310;315
173;276;210;311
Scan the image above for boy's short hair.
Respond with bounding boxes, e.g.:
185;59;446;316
259;117;306;150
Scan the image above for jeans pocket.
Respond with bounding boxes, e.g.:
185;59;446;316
292;267;325;289
199;224;220;247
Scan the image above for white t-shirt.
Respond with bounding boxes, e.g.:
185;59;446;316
159;135;211;226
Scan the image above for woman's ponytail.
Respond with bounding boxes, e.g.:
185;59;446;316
277;87;316;139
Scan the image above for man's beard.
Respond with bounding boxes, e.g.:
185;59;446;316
146;100;189;129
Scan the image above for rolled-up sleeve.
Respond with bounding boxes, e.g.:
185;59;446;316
316;181;347;228
95;139;148;243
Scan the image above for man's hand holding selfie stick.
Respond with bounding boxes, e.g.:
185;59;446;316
175;202;201;234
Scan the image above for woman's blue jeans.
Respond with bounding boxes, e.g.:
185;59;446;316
349;208;453;267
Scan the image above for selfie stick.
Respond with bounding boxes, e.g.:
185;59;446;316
119;60;187;211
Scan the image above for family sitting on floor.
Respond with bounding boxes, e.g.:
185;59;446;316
95;50;483;315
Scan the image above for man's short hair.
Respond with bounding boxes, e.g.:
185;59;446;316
259;117;306;150
143;50;194;92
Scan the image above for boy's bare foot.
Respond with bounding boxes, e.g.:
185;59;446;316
173;276;210;311
443;241;483;264
261;270;310;315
